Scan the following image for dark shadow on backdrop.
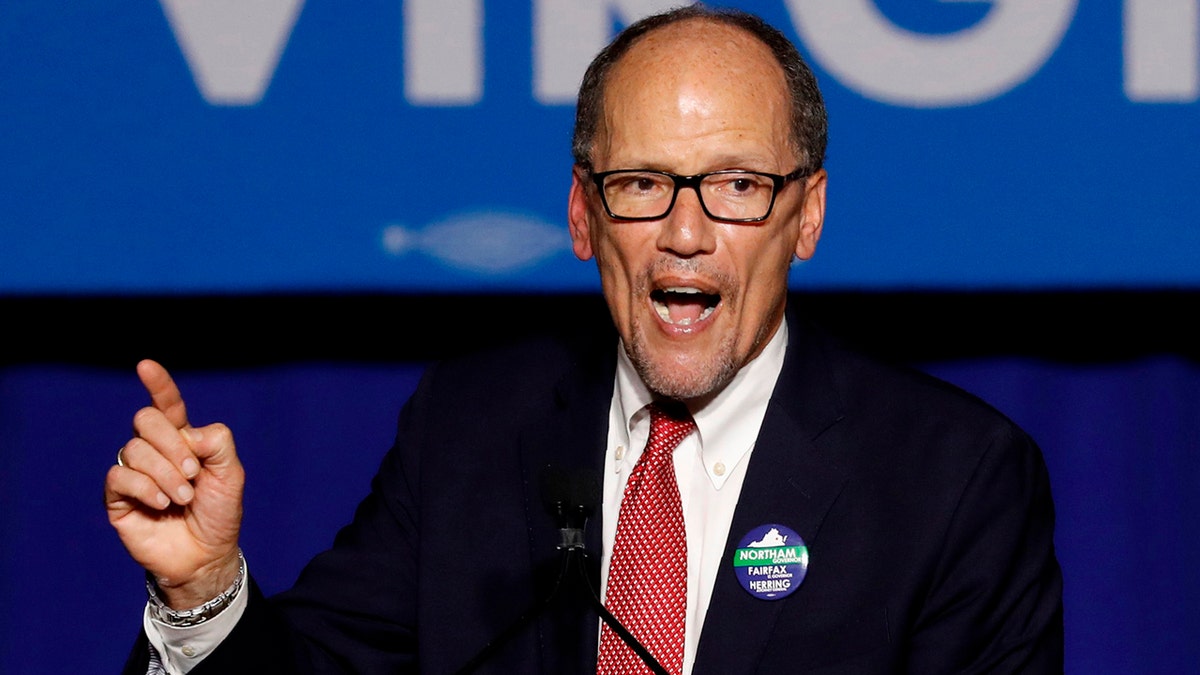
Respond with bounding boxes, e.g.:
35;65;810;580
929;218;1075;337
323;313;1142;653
4;290;1198;368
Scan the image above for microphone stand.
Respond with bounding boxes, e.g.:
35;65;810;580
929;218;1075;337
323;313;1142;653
452;550;571;674
576;547;670;675
454;520;669;675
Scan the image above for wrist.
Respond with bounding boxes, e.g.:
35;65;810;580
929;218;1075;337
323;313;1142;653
147;549;245;628
152;548;243;608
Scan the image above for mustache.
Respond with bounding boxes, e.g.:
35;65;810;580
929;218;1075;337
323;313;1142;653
641;256;724;283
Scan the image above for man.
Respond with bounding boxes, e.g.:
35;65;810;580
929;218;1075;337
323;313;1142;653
106;5;1063;674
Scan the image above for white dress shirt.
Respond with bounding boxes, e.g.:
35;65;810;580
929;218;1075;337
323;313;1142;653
601;322;787;675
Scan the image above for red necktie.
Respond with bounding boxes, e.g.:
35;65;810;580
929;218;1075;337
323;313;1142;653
598;402;695;675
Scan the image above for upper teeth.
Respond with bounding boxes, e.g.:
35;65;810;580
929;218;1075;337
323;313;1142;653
653;287;716;326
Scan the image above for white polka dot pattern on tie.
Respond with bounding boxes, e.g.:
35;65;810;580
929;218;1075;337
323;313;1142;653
598;402;695;675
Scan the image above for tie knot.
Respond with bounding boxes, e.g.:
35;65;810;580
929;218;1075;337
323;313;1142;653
646;401;695;459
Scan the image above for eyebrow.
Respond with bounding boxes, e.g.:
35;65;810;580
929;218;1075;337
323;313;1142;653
606;155;781;173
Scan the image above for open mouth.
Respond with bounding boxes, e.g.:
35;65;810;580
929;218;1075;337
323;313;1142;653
651;287;720;326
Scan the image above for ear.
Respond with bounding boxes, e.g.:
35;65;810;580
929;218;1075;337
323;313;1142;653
568;166;595;261
793;169;827;261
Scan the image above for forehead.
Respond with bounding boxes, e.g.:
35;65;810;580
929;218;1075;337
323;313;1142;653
596;20;794;169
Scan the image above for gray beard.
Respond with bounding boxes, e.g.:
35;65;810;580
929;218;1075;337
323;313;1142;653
624;325;744;402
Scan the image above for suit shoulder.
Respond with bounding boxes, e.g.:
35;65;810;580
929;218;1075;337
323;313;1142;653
800;321;1034;447
412;321;616;412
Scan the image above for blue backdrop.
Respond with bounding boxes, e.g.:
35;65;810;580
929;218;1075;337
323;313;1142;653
2;0;1198;293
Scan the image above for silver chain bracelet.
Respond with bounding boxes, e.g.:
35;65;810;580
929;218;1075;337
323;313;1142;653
146;550;245;628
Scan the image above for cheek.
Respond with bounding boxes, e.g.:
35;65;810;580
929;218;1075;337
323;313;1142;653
593;229;650;283
728;233;795;306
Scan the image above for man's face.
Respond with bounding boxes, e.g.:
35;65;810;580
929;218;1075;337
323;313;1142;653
568;20;826;402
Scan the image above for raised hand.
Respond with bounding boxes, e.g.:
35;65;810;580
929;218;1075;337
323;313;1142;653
105;359;245;609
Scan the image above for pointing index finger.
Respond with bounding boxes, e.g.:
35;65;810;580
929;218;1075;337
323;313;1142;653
137;359;190;430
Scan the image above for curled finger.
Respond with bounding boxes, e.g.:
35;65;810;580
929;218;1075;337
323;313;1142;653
118;437;197;506
105;463;172;512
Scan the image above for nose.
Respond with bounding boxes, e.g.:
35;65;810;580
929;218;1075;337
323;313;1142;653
656;185;716;256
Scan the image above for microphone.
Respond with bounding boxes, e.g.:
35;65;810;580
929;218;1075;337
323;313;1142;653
541;466;668;674
453;465;668;675
540;463;600;551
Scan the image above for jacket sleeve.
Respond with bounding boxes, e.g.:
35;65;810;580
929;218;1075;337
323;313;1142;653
120;577;309;675
905;425;1064;673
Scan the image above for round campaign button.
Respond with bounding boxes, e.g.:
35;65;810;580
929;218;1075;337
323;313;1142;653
732;524;808;600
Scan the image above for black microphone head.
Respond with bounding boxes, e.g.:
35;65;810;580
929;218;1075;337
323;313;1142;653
540;464;600;531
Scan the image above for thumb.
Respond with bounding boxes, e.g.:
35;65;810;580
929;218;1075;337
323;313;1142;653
184;423;242;479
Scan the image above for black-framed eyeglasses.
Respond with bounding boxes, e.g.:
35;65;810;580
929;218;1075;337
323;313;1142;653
589;167;807;223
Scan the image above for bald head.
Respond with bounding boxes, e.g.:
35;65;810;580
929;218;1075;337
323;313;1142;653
593;19;793;174
571;6;827;178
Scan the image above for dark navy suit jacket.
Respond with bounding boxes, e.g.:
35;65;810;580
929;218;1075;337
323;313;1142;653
124;310;1063;674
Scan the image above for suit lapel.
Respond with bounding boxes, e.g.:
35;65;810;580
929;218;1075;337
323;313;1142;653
517;333;616;673
693;315;850;675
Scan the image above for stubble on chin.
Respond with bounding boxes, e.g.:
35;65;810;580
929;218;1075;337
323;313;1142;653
624;320;742;402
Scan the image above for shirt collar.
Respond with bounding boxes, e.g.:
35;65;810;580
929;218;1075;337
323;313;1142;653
613;320;788;486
